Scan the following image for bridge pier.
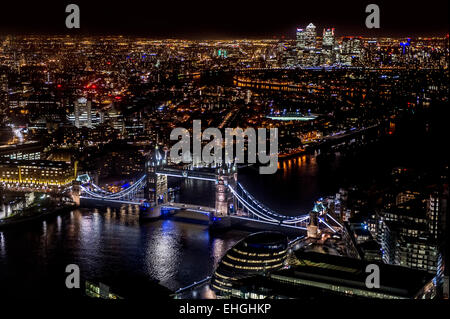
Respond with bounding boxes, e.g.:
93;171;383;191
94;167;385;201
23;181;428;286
140;204;163;220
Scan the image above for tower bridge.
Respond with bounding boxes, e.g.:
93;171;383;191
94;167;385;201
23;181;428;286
77;148;343;234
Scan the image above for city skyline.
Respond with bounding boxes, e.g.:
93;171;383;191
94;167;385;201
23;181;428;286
0;3;448;304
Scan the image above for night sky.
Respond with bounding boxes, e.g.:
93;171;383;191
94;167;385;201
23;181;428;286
0;0;448;38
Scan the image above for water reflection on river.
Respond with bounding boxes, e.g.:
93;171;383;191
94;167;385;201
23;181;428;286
0;205;248;298
0;151;351;298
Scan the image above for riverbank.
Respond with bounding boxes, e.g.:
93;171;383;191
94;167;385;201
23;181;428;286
0;203;76;229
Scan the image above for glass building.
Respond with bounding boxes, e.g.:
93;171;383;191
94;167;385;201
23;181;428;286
211;231;288;296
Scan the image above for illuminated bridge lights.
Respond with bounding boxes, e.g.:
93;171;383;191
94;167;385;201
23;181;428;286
233;183;309;224
80;174;147;200
319;218;337;233
77;171;336;232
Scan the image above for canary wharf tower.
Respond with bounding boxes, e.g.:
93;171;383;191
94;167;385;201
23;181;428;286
296;23;317;52
304;23;317;51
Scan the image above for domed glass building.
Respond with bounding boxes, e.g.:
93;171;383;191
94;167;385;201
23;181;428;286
211;231;288;296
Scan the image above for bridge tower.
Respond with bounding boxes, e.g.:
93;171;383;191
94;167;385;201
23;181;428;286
211;164;237;229
71;181;81;206
307;211;320;238
144;146;168;205
215;164;237;216
215;177;229;217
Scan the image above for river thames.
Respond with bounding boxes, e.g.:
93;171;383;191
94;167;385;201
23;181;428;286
0;110;445;298
0;150;352;299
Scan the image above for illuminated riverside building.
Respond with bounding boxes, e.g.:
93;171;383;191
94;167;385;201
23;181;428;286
211;232;288;296
85;276;172;299
383;222;439;274
85;281;122;299
376;198;444;275
0;158;76;190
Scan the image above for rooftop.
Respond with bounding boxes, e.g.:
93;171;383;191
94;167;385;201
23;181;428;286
283;251;434;298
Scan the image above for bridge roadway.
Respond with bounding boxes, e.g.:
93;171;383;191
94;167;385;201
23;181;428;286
155;168;217;181
80;196;145;206
79;170;312;231
161;202;215;215
80;196;310;230
164;202;309;231
80;197;215;213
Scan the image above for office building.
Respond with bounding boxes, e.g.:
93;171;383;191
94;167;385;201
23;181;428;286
296;28;305;50
304;23;316;51
230;251;435;299
211;232;288;296
74;98;93;128
379;198;442;274
0;158;76;190
322;28;335;50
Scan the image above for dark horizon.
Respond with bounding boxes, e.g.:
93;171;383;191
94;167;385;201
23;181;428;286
0;0;448;39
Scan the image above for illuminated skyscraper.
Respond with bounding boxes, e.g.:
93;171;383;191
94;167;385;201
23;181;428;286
340;37;363;65
341;37;362;55
296;23;317;66
427;192;446;240
321;28;336;65
0;73;8;113
305;23;316;51
74;97;93;128
86;100;92;129
74;100;80;128
296;28;305;50
322;28;335;50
